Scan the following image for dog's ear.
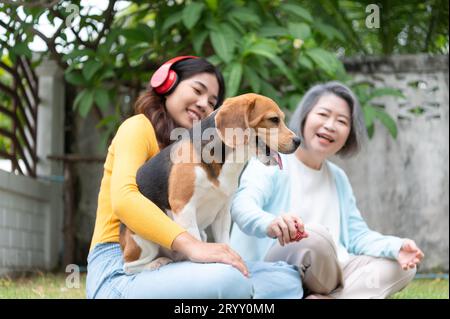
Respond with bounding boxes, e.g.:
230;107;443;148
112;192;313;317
215;94;255;148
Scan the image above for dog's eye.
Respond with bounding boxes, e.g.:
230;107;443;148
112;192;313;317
268;117;280;124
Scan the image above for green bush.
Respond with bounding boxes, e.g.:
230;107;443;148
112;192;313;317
0;0;407;149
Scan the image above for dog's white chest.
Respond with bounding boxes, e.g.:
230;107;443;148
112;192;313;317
187;163;241;229
190;167;228;229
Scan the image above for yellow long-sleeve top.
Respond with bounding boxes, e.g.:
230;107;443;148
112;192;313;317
89;114;186;251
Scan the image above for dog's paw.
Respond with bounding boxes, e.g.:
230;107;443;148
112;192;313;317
146;257;173;271
123;264;139;275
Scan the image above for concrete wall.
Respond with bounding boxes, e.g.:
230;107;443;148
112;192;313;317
0;171;59;275
333;54;449;272
0;60;64;275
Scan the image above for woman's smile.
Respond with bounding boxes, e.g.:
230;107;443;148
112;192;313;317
187;108;202;121
316;132;336;144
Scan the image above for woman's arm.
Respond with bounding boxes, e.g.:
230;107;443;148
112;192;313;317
111;116;249;275
231;158;278;238
338;169;404;259
347;192;424;266
110;116;185;249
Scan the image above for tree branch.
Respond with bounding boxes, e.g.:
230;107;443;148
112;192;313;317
0;20;14;33
49;7;94;50
30;26;67;68
51;18;66;44
10;10;67;68
94;0;117;48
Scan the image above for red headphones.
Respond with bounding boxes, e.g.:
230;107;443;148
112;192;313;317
150;55;199;95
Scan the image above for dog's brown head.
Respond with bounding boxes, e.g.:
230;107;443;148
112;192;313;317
215;93;300;168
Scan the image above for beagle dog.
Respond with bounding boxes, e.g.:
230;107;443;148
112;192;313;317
119;93;301;273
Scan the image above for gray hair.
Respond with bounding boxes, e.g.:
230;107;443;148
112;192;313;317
289;81;367;158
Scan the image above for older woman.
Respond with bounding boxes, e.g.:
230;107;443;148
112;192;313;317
230;81;424;299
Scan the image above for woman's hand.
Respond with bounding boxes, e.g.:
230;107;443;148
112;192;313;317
171;232;249;277
396;239;424;270
266;213;308;246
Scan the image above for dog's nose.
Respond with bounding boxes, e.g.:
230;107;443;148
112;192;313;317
293;136;301;148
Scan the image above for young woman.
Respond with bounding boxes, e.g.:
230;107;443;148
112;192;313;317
86;56;302;299
230;81;424;299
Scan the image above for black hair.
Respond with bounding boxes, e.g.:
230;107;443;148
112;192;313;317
168;57;225;109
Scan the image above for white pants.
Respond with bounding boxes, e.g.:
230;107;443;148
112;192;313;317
264;224;416;299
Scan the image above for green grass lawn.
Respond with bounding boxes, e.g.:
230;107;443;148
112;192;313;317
0;272;448;299
0;272;86;299
389;278;449;299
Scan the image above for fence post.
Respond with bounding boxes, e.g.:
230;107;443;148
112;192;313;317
35;59;65;270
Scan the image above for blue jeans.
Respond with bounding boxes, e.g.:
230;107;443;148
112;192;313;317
86;243;303;299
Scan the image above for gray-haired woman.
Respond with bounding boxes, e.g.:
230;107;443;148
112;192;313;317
230;81;424;298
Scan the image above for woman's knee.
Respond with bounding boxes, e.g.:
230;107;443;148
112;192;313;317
304;223;334;246
207;264;253;299
300;224;338;262
381;258;417;284
266;223;337;262
366;258;416;298
248;261;304;299
296;225;342;294
363;257;417;299
127;262;253;299
176;263;253;299
265;224;341;295
266;223;340;278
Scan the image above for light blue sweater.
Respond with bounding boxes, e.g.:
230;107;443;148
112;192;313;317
230;155;404;262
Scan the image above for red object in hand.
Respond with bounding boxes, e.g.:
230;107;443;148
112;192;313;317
292;229;306;241
292;221;306;241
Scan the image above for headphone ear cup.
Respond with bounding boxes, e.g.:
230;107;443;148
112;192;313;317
151;55;198;94
163;70;179;95
154;69;178;94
